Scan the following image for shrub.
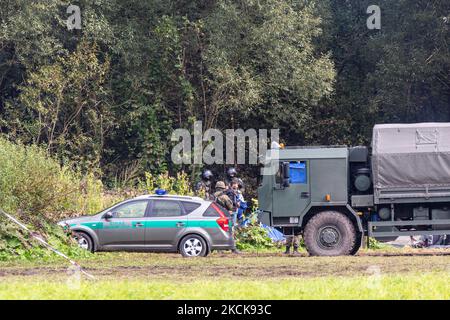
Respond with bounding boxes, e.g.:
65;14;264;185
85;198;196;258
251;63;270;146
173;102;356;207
0;138;120;261
0;137;111;220
234;223;275;251
368;237;391;250
234;210;275;250
138;171;194;196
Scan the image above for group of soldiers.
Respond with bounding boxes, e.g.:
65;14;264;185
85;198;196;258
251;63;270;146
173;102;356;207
195;168;246;254
195;168;245;225
195;167;301;256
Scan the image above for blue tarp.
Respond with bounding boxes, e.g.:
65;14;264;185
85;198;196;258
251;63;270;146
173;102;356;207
262;224;285;242
289;162;307;184
240;218;285;242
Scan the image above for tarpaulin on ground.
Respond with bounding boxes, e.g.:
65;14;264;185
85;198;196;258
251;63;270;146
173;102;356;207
240;219;285;242
262;224;285;242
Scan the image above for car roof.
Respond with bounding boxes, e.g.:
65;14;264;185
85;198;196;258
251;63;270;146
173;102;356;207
132;194;207;202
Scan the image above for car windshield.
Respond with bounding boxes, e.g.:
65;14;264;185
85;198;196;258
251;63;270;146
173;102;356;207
91;200;125;217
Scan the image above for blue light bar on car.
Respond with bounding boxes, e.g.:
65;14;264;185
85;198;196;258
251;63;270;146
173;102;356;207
155;189;167;195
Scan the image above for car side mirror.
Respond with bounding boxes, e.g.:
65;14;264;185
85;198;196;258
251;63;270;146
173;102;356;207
103;211;114;220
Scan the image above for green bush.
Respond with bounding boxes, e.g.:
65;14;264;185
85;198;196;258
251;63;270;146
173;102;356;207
368;237;391;250
138;171;194;196
234;224;275;251
0;138;120;261
234;211;275;250
0;217;91;261
0;137;112;219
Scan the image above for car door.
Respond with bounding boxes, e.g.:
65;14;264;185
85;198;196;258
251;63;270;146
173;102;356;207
145;199;187;249
98;200;150;248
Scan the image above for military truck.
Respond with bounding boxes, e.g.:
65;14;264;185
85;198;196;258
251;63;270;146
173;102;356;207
257;123;450;256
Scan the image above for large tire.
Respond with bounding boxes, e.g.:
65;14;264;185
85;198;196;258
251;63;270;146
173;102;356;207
73;232;94;252
304;211;356;256
179;235;209;258
350;233;363;255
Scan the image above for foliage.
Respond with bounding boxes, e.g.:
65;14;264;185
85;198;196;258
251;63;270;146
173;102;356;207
368;237;391;250
305;0;450;146
138;171;194;196
0;138;120;261
0;137;109;218
235;210;275;250
1;1;447;189
0;0;338;186
6;40;112;173
0;217;92;261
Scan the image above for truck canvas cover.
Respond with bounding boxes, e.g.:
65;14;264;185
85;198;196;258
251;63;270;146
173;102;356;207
372;123;450;201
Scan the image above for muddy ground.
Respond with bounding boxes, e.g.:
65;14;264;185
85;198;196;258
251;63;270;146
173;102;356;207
1;248;449;280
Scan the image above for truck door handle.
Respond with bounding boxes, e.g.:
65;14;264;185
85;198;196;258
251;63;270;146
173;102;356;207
301;192;310;198
176;222;185;228
135;222;144;227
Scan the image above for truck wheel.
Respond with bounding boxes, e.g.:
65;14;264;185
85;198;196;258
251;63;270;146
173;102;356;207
304;211;356;256
350;233;363;255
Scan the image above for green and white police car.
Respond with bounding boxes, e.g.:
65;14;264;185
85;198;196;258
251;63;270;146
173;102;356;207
58;190;235;257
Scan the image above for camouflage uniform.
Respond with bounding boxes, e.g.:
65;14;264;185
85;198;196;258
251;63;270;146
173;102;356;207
213;190;233;211
213;181;234;211
194;180;212;200
214;181;239;254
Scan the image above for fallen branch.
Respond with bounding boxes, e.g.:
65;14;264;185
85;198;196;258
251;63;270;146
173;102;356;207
0;208;95;280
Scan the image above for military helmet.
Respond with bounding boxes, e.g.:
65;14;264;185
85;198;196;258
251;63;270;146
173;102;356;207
215;181;226;190
201;169;213;180
226;167;237;178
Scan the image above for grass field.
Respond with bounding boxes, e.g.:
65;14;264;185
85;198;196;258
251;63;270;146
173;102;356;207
0;248;449;299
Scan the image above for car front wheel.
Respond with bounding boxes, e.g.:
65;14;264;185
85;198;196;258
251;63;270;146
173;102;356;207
73;232;94;252
179;235;208;257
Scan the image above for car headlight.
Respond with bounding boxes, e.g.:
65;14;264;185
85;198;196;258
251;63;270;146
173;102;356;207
57;221;71;232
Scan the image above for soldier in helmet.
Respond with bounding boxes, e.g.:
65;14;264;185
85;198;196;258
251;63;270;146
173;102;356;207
225;167;237;186
194;169;214;200
213;181;240;254
213;181;233;211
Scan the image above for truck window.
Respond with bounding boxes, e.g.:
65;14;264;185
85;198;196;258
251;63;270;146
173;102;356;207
275;162;283;185
289;161;307;184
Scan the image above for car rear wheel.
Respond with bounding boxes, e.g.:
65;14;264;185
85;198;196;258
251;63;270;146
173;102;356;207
73;232;94;252
179;235;208;257
304;211;356;256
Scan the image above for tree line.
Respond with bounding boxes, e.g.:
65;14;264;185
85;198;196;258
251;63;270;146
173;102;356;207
0;0;449;187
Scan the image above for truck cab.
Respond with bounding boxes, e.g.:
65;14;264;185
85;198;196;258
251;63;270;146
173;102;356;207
258;146;364;256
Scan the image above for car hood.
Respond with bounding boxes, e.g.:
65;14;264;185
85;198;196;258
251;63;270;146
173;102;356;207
58;215;99;227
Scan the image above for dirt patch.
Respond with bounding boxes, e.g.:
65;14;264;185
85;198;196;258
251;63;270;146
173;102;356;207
1;250;449;280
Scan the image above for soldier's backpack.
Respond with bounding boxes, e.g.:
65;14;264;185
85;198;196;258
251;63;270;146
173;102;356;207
212;191;232;210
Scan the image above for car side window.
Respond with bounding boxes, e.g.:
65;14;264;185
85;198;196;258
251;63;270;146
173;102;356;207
203;203;230;217
181;201;201;214
112;200;148;218
150;200;184;217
